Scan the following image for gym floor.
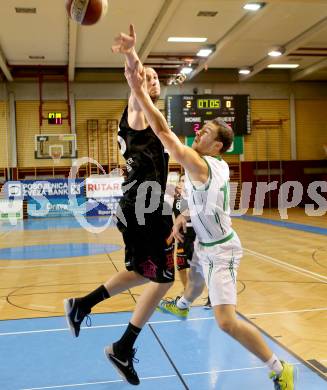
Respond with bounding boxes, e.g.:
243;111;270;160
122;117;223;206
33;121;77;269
0;209;326;389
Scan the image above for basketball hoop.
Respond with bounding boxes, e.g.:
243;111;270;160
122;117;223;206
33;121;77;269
50;145;63;164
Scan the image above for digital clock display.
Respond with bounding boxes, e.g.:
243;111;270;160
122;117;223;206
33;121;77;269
166;94;250;136
197;99;221;109
48;112;62;125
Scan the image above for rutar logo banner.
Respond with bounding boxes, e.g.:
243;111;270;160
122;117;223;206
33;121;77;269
86;177;124;198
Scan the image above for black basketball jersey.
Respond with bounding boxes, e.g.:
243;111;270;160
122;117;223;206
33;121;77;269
172;194;189;218
118;106;169;205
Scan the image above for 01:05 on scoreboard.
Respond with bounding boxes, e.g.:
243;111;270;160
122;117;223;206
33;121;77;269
166;95;251;136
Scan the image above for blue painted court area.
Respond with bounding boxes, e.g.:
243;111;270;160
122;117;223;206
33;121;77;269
1;214;325;236
239;215;327;236
0;243;121;260
0;216;115;232
0;308;325;390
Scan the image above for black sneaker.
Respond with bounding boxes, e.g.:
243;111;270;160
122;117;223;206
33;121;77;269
203;296;211;310
63;298;90;337
104;344;140;386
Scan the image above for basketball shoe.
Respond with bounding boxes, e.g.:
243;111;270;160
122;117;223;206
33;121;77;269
63;298;90;337
157;296;189;320
104;344;140;385
270;361;296;390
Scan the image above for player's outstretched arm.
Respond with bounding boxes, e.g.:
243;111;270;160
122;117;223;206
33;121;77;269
112;24;147;129
125;62;208;183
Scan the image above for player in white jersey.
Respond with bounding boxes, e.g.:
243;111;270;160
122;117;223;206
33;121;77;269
184;155;242;307
185;155;233;244
124;58;296;390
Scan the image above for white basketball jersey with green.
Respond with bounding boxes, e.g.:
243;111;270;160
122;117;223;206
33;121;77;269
185;156;234;246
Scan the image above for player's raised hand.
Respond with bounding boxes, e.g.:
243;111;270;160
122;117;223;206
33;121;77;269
112;24;136;54
124;61;146;92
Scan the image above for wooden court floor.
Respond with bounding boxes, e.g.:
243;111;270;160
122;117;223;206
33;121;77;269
0;208;326;377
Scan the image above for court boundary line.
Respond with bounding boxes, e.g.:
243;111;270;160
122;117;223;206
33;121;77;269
2;306;327;336
183;362;303;376
0;230;13;239
19;363;305;390
244;247;327;283
148;323;189;389
0;261;110;270
246;307;327;317
0;316;214;336
20;374;176;390
241;247;327;380
237;311;327;381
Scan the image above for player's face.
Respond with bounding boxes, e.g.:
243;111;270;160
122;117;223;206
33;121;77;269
145;68;160;102
176;175;185;194
192;122;222;155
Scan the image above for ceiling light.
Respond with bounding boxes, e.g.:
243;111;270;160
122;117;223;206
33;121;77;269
197;11;218;17
181;67;193;75
268;64;299;69
15;7;36;13
197;47;214;57
168;37;207;43
268;47;284;57
145;64;180;69
243;3;265;11
28;55;45;59
239;67;251;75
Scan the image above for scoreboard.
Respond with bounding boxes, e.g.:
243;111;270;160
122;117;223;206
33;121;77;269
166;95;251;136
48;112;62;125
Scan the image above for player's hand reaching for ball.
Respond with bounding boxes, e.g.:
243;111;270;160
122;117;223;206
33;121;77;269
112;24;136;54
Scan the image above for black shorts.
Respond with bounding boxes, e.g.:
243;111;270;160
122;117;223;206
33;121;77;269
176;227;196;271
116;201;174;283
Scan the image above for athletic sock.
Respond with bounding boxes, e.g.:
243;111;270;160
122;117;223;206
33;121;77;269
177;296;191;309
79;285;110;311
114;322;142;357
265;354;283;375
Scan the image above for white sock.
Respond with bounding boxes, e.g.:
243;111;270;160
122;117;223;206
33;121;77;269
265;354;283;375
177;296;191;309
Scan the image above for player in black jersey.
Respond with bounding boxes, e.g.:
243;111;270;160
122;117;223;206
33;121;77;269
63;25;174;386
172;174;196;289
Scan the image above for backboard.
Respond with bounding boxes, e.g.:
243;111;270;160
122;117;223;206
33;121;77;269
35;134;77;159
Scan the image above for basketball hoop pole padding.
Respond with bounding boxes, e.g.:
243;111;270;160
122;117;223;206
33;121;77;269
38;67;71;127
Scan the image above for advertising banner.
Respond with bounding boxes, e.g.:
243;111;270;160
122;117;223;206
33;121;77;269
86;177;124;198
5;179;84;200
86;197;121;217
27;196;86;218
0;199;23;220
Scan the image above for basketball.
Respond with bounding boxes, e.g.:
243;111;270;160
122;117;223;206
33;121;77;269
65;0;108;26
